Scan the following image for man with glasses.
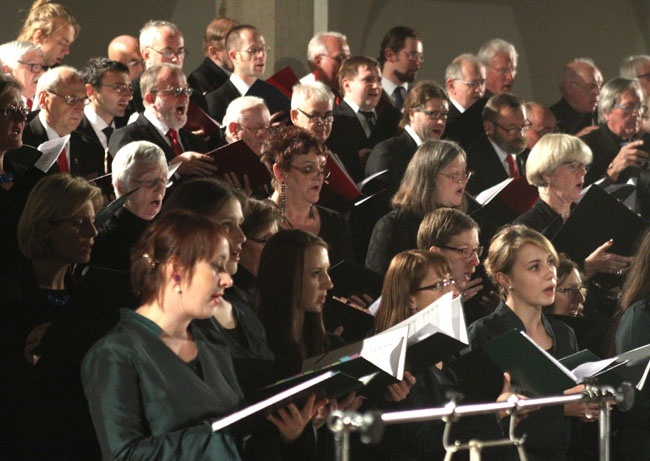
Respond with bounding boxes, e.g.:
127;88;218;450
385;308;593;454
581;77;650;186
77;58;132;154
444;54;486;126
109;64;215;179
290;81;335;142
377;26;422;112
206;24;290;126
550;58;603;136
21;66;104;180
465;93;529;196
477;38;518;98
0;41;46;111
222;95;270;157
620;55;650;97
300;31;351;103
524;101;557;149
107;35;145;81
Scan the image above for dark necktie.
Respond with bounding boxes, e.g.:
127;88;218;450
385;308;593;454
166;129;183;156
360;110;376;132
393;87;406;111
506;155;519;179
102;126;114;144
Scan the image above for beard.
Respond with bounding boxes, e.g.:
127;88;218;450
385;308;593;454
394;67;417;84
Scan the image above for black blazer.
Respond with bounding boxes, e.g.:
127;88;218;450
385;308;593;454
108;113;208;162
188;58;229;96
465;134;527;196
76;115;107;151
326;100;400;181
443;97;488;150
20;115;105;180
550;97;596;136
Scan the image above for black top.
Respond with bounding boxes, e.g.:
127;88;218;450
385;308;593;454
550;97;597;136
188;57;230;95
514;198;564;238
365;209;421;275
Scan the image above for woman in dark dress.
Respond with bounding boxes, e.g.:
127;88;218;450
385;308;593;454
261;124;353;264
366;139;470;274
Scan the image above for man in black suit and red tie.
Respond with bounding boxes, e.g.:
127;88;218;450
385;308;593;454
109;63;215;179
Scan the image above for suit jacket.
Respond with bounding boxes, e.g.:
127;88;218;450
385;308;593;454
465;134;527;196
444;97;488;150
20;115;105;180
326;100;400;182
550;97;596;135
446;101;463;126
188;57;230;96
109;113;208;162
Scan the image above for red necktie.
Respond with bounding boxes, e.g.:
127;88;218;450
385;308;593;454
505;155;519;179
166;129;183;156
58;146;69;173
26;98;33;110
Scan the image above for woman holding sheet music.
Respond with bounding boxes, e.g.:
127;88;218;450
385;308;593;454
468;225;598;461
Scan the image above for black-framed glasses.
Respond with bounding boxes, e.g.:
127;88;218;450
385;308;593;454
438;245;484;259
152;87;193;97
561;161;590;173
240;46;270;56
248;237;269;245
47;90;88;106
17;61;48;73
399;51;424;62
297;108;333;124
556;285;586;299
148;47;189;59
614;103;648;116
416;107;449;120
239;123;269;137
133;177;169;189
456;78;486;88
492;120;532;136
321;54;349;63
438;170;473;183
289;164;331;179
415;277;457;292
0;105;30;119
100;83;134;94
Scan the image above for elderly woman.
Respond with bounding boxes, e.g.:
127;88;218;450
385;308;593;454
366;139;470;274
0;41;46;110
18;0;79;68
581;78;650;186
0;75;29;191
290;81;334;142
262;124;352;264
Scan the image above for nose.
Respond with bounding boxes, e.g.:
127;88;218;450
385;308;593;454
218;271;233;288
85;221;99;238
322;272;334;290
234;225;246;245
469;252;480;267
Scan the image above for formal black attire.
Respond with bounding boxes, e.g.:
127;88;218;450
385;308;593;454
189;57;230;95
365;209;421;275
326;100;400;182
514;198;564;238
550;98;597;136
446;100;463;126
469;302;578;460
465;134;527;196
580;125;650;186
318;204;354;265
444;97;488;150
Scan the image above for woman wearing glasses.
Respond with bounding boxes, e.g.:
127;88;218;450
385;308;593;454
366;139;470;274
544;256;585;317
262;124;352;264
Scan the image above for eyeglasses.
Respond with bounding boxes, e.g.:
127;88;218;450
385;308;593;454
239;123;269;137
17;61;48;73
240;46;270;56
289;164;331;179
297;108;334;124
529;123;558;138
569;81;601;93
127;58;145;69
321;54;349;63
47;90;88;106
456;78;486;88
152;87;193;97
416;107;449;120
399;51;424;62
100;83;134;94
415;277;457;292
438;245;484;259
561;161;591;173
637;73;650;81
248;237;269;245
614;103;648;116
133;177;169;189
50;216;96;231
438;170;473;183
492;120;532;136
490;66;517;77
556;285;586;299
148;47;189;59
0;105;30;119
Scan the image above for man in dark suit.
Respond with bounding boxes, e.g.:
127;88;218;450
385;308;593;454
206;25;290;124
326;56;400;182
20;66;104;180
299;31;350;104
465;93;529;196
188;17;238;96
477;38;518;98
444;54;486;126
581;77;650;186
109;63;214;179
550;58;603;136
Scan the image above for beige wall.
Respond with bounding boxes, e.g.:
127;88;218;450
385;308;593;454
2;0;649;105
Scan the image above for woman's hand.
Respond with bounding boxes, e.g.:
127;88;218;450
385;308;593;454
312;392;366;429
496;372;534;423
460;277;483;303
563;384;599;421
267;394;328;443
24;321;52;366
383;371;416;402
583;240;634;279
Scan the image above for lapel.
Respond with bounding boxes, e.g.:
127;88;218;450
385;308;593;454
136;114;176;162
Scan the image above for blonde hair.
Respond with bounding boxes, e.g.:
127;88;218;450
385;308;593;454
18;0;80;43
525;134;592;187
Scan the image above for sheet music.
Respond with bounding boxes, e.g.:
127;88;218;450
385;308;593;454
519;331;578;382
34;135;70;173
571;357;619;381
474;177;513;205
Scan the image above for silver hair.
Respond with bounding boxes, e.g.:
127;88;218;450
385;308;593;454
291;81;334;110
222;95;269;126
306;31;347;65
620;55;650;80
35;65;82;96
111;141;168;197
597;77;643;124
477;38;518;66
139;20;182;50
445;53;482;81
0;41;43;68
525;134;592;187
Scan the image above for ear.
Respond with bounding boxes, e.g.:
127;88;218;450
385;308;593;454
140;47;151;63
85;83;96;99
207;44;218;59
407;294;417;309
38;90;49;109
32;29;45;45
115;181;128;197
227;122;241;140
313;54;324;69
341;77;351;95
272;163;285;182
483;120;494;136
228;49;238;64
445;78;456;94
143;91;156;106
384;47;396;63
1;64;10;74
289;109;299;125
495;271;511;289
428;245;440;254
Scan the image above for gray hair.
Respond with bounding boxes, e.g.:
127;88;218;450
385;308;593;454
112;141;168;196
0;41;43;69
478;38;518;66
598;77;643;124
525;134;593;187
139;20;182;50
559;57;599;90
222;95;268;127
445;53;482;81
291;81;334;110
620;55;650;80
35;65;82;96
306;31;347;64
139;63;184;97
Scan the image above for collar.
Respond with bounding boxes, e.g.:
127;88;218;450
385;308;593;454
343;97;366;114
230;73;254;96
381;77;407;98
449;97;466;114
493;302;557;347
84;105;111;130
143;109;172;138
39;111;69;143
404;124;424;146
488;137;516;171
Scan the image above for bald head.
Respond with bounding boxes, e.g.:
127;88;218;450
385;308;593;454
108;35;144;80
524;102;556;149
561;59;603;115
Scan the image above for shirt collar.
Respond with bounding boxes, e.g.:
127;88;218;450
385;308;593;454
39;111;68;142
449;97;466;114
84;105;111;130
404;124;424;146
230;73;254;96
144;109;171;138
381;77;407;98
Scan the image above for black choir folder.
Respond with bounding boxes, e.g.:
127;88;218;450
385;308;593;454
206;140;271;189
323;297;375;343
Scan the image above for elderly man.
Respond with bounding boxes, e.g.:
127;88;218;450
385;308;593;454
524;101;557;149
581;77;650;185
107;35;145;81
222;95;270;157
77;57;132;151
465;93;529;195
445;53;486;125
377;26;422;112
620;55;650;96
550;58;603;136
290;81;335;142
109;63;215;178
478;38;518;97
20;66;104;179
0;41;45;110
300;31;350;101
206;24;290;124
188;17;239;95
